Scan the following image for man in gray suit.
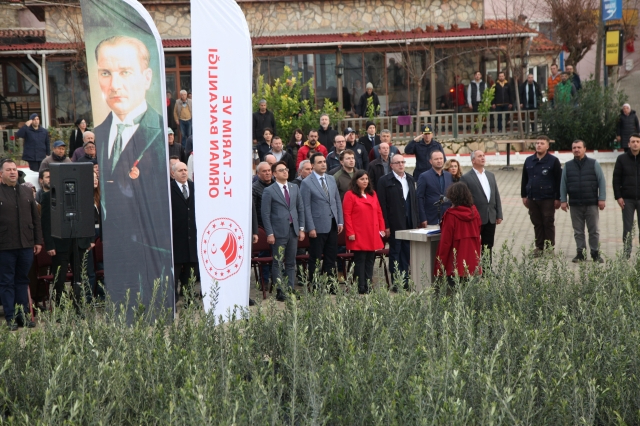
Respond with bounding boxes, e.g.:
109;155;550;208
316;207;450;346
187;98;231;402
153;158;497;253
300;152;344;286
261;161;306;301
461;150;503;263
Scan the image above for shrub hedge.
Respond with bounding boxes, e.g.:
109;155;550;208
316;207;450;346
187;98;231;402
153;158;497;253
2;245;640;424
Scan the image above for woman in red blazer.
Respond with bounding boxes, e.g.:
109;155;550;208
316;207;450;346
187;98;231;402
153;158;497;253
434;182;482;292
343;170;386;294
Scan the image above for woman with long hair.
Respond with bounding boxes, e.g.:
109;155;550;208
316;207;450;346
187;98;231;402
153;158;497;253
444;159;462;182
69;118;87;154
87;171;104;301
287;128;304;161
342;170;386;294
434;182;482;292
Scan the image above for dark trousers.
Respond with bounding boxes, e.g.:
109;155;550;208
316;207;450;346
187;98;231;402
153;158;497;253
0;248;33;322
528;199;556;250
472;101;480;112
622;199;640;257
495;104;510;131
28;161;41;172
271;225;298;291
179;119;192;148
523;107;538;132
51;246;93;304
388;234;410;287
174;262;198;296
480;222;496;264
308;219;338;281
353;250;375;293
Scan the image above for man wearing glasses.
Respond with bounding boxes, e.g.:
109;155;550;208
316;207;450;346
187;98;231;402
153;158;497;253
376;154;420;290
261;161;306;301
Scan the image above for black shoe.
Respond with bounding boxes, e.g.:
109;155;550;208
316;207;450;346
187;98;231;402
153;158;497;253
15;316;35;328
248;298;256;306
572;253;586;263
592;253;604;263
358;287;369;295
6;321;18;332
276;289;286;302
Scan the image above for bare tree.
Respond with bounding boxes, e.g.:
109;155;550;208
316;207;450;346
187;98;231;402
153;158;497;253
387;3;491;133
488;0;544;137
545;0;599;66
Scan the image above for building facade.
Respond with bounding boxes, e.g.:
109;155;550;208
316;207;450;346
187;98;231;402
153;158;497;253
0;0;549;128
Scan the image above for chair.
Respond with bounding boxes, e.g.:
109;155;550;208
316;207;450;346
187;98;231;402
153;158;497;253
374;235;391;288
93;238;104;296
33;250;72;311
295;232;310;269
251;227;273;300
336;231;354;277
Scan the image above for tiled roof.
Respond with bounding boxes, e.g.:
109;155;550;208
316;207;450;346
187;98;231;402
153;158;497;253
0;29;45;38
0;27;540;52
485;19;561;53
252;27;536;47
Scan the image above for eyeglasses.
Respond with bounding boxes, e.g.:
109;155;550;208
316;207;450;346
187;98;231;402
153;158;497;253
276;168;289;173
391;161;406;165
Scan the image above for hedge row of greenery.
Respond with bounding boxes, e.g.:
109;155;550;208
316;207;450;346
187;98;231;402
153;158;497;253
2;245;640;424
539;80;627;150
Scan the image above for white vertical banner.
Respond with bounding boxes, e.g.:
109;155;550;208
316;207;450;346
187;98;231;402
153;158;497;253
192;0;253;316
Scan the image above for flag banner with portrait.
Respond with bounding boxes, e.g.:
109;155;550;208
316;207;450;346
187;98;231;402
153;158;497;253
79;0;174;317
192;0;252;317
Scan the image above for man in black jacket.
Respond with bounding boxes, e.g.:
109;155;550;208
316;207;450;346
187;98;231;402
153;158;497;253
317;114;339;151
344;127;369;170
519;74;541;132
377;154;419;289
560;140;606;263
521;135;562;255
491;72;513;132
252;99;276;146
170;162;198;298
368;142;392;189
613;134;640;257
0;159;43;329
616;104;640;153
358;120;381;154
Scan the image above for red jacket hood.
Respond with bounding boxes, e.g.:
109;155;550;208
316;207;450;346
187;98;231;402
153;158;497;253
446;205;478;222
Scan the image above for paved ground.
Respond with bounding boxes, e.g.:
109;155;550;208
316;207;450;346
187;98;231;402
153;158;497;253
250;162;632;301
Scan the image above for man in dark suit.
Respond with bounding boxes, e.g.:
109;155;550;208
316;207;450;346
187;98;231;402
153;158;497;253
93;35;173;313
416;151;453;226
377;154;419;289
461;150;503;263
261;161;306;300
170;162;198;299
300;153;344;285
358;120;381;153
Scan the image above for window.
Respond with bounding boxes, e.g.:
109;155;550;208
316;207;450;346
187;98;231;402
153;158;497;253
2;62;39;95
48;61;91;125
314;53;337;108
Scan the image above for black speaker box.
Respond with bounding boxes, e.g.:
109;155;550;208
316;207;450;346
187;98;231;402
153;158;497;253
49;163;95;239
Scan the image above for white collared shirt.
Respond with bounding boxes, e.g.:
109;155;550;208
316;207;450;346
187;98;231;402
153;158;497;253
393;170;409;200
107;102;148;159
473;167;491;201
312;171;326;187
278;181;289;200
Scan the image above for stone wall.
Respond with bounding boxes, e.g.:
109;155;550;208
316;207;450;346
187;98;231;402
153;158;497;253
242;0;482;36
0;5;21;29
44;0;481;42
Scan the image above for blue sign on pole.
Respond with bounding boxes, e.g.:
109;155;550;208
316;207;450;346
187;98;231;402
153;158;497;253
602;0;622;21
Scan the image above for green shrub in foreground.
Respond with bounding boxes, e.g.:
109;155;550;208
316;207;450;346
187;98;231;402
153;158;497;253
2;244;640;425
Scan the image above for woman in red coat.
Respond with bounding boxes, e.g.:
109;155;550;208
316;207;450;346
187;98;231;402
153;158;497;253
434;182;482;290
343;170;386;294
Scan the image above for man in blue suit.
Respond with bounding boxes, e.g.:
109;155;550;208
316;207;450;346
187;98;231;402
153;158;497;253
261;161;306;301
300;153;344;286
417;151;453;226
